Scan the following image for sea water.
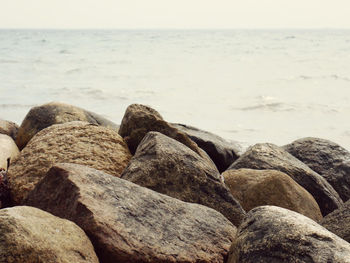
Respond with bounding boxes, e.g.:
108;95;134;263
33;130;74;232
1;29;350;149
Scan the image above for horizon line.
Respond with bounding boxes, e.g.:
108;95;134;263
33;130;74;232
1;27;350;31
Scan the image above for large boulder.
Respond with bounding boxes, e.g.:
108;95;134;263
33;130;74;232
16;101;119;150
227;206;350;263
9;121;131;204
26;163;237;263
0;119;19;141
0;134;19;170
283;137;350;202
121;131;246;226
0;206;98;263
321;199;350;242
118;104;216;168
223;168;322;221
172;123;243;173
228;143;342;216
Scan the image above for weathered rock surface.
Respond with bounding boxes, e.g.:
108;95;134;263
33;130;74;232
0;119;19;141
9;121;131;204
0;168;11;208
118;104;216;168
283;137;350;202
228;143;342;216
321;199;350;242
0;206;98;263
0;134;19;170
228;206;350;263
26;163;237;263
172;123;243;173
16;101;119;150
121;131;246;226
223;168;322;221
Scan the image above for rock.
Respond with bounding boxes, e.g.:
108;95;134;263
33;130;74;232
321;199;350;242
0;206;98;263
121;131;246;226
0;119;19;140
222;168;322;221
16;101;119;150
26;163;237;263
118;104;216;169
0;134;19;170
283;137;350;202
172;123;243;173
228;143;342;216
9;121;131;204
227;206;350;263
0;168;11;208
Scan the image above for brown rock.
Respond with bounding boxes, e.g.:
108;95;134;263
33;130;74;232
228;206;350;263
283;137;350;202
321;199;350;242
26;163;236;263
228;143;343;216
0;206;98;263
9;121;131;204
118;104;216;169
0;134;19;170
16;101;119;150
121;131;246;226
0;119;19;140
223;168;322;221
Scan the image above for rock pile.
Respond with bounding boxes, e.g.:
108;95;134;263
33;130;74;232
1;102;350;262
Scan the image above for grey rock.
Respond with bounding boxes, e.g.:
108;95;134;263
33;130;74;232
26;163;236;263
228;206;350;263
16;101;119;150
228;143;343;216
121;131;246;226
321;199;350;242
283;137;350;202
172;123;243;173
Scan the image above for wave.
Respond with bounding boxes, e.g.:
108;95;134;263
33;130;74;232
234;102;295;112
0;104;34;109
0;59;18;64
298;74;350;82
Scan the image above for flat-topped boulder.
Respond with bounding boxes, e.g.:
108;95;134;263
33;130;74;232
0;134;19;170
26;163;237;263
173;123;243;173
283;137;350;202
16;101;119;150
228;143;342;216
118;104;216;169
0;206;98;263
0;119;19;141
321;199;350;242
223;168;322;222
9;121;131;204
228;206;350;263
121;131;246;226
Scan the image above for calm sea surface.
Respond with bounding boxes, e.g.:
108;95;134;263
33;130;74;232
1;29;350;149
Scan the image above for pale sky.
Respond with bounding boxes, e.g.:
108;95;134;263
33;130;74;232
1;0;350;29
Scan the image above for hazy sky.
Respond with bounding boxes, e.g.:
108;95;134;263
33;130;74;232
1;0;350;29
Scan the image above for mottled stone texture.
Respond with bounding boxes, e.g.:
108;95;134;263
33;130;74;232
223;168;322;221
16;101;118;150
122;131;246;226
118;104;217;169
9;121;131;204
321;199;350;243
0;206;98;263
284;137;350;202
0;134;19;170
26;163;236;263
228;143;342;216
173;123;243;173
228;206;350;263
0;119;19;141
